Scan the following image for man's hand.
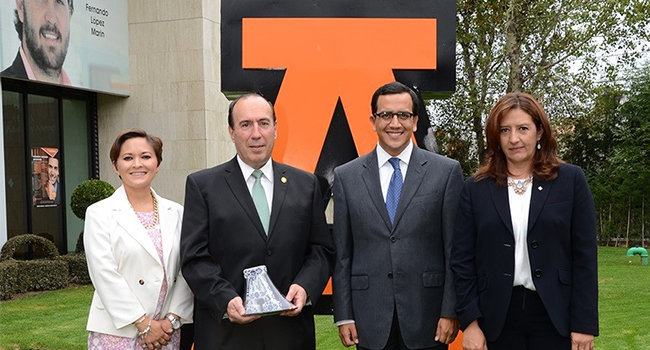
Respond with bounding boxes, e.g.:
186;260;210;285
435;317;459;344
338;323;359;347
571;332;594;350
280;284;306;317
226;296;260;324
462;320;487;350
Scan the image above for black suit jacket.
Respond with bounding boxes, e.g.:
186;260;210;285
332;147;463;349
180;157;334;350
451;163;599;341
1;51;28;79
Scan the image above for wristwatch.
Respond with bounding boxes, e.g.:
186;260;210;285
166;313;181;330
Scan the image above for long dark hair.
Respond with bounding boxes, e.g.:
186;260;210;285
475;92;560;186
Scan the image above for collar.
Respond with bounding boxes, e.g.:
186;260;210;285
376;140;413;168
20;46;71;85
236;155;274;182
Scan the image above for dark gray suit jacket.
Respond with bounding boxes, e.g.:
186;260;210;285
180;157;334;350
332;146;463;349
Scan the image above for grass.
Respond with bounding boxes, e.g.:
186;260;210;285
0;247;648;349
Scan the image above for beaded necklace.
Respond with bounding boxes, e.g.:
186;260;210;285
507;175;533;195
133;190;159;229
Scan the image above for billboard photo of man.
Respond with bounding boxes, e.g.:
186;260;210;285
32;147;60;207
2;0;73;85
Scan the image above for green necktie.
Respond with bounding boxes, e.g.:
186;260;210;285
252;169;270;234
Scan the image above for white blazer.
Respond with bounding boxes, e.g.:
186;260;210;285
84;186;193;337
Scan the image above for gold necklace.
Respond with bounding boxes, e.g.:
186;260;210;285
507;175;533;195
133;190;159;229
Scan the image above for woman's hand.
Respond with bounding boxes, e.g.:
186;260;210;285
137;318;173;349
462;320;488;350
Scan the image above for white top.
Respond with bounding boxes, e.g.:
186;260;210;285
237;156;274;213
508;177;535;290
376;141;412;201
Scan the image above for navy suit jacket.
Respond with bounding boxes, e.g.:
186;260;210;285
180;157;334;350
451;163;599;341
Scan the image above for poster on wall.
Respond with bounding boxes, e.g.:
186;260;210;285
32;147;60;208
0;0;129;96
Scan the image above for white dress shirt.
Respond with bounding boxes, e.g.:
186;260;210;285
508;178;535;291
237;156;274;213
376;141;413;202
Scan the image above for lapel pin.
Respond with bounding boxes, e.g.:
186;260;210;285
538;186;543;191
281;176;287;184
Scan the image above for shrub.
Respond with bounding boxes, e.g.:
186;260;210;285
0;234;68;300
59;253;91;284
70;179;115;220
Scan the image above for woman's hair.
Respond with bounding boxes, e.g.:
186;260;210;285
475;92;560;185
109;128;163;166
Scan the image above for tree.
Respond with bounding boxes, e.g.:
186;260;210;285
429;0;650;174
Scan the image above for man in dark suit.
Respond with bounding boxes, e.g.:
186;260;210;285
180;93;334;350
332;81;463;350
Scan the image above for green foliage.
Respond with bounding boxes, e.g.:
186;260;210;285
75;231;85;253
0;234;59;261
0;234;69;300
0;260;19;300
561;66;650;245
428;0;650;174
59;253;91;285
70;179;115;220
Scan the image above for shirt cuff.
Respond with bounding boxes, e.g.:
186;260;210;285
335;319;355;327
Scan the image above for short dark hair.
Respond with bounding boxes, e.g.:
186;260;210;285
227;93;276;128
370;81;419;115
109;128;163;166
14;0;74;41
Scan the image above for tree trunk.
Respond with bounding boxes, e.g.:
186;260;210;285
505;0;523;92
600;209;606;246
642;196;646;248
626;196;631;248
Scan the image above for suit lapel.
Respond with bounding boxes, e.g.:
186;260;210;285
224;158;268;240
361;151;392;231
156;195;177;268
268;162;288;238
489;179;514;236
392;148;426;230
113;199;161;264
528;177;552;233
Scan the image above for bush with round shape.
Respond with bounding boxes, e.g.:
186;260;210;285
70;179;115;220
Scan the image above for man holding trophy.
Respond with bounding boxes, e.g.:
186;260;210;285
180;93;334;350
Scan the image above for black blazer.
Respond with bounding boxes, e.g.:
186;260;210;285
451;163;599;341
180;157;334;350
1;51;28;79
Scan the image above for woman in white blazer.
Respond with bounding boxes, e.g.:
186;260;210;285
84;129;193;350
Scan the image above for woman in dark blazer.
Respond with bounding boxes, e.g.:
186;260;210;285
451;93;598;350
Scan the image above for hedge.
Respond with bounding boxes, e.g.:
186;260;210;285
59;253;91;285
0;234;69;300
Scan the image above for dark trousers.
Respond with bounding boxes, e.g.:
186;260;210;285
357;308;447;350
488;286;570;350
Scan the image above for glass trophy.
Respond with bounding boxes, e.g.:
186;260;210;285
243;265;296;316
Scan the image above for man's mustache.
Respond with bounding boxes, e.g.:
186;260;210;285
39;24;62;40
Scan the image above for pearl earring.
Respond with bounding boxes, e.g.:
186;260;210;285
536;141;541;150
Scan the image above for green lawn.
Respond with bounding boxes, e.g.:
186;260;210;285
0;247;648;349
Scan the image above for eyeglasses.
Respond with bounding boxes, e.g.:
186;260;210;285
373;111;415;121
